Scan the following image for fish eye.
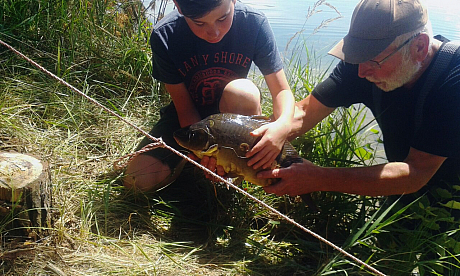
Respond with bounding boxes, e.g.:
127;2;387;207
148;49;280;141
207;119;214;127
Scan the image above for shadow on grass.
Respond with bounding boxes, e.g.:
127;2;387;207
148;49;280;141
91;163;329;274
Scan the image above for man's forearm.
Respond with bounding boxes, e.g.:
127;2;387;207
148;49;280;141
320;162;428;196
288;95;335;141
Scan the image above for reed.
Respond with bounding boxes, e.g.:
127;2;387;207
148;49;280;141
1;0;458;275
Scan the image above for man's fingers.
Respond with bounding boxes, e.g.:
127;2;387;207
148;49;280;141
257;168;281;179
263;180;284;196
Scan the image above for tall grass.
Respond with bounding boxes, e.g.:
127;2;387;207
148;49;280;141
1;0;459;275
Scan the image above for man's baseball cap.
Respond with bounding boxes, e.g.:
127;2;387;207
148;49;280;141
328;0;428;64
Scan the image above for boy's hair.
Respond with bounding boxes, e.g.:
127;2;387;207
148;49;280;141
175;0;224;19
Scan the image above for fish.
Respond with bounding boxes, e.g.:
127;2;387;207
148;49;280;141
173;113;303;187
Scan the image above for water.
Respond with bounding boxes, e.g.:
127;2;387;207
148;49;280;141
245;0;460;69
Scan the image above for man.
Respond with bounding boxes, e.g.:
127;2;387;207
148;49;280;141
259;0;460;215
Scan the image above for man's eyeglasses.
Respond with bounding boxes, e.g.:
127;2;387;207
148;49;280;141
365;34;420;70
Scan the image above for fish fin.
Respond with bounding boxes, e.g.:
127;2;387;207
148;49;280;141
201;144;219;156
277;141;303;167
232;176;244;186
249;115;272;123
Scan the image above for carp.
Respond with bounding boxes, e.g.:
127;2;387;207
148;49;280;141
173;113;303;187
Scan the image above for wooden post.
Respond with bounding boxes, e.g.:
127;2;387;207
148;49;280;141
0;152;53;236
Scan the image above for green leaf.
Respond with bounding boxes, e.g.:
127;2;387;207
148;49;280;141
418;201;425;209
452;185;460;191
439;200;460;210
454;241;460;254
354;147;372;160
435;188;452;199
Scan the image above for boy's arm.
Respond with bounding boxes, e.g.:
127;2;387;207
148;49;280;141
164;83;201;127
265;69;295;125
246;69;295;169
165;83;223;179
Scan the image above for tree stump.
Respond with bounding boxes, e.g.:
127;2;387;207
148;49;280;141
0;152;53;238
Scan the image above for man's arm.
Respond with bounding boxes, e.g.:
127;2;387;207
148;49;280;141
260;147;446;197
164;83;201;128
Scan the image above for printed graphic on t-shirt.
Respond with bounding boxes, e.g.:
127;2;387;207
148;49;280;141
189;67;238;106
179;51;252;107
177;53;252;77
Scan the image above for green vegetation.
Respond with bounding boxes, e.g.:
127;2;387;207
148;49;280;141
1;0;458;275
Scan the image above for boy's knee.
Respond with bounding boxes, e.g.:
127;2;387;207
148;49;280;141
122;154;172;192
220;79;261;115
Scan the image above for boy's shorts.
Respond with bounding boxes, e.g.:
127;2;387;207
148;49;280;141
136;102;219;170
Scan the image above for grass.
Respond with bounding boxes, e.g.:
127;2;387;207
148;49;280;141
1;0;459;275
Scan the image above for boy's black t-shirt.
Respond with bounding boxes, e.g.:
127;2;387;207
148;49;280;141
150;2;283;117
312;36;460;195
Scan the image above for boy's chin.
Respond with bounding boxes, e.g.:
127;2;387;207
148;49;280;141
205;38;222;43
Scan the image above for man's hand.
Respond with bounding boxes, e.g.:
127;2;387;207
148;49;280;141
258;159;321;196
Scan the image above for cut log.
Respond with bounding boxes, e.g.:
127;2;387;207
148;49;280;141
0;152;53;235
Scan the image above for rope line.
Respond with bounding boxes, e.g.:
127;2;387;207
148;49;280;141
0;38;386;276
113;141;165;172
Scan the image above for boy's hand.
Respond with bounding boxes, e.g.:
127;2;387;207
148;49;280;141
187;153;225;181
246;121;289;169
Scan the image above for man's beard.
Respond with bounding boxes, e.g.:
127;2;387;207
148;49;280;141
367;50;422;92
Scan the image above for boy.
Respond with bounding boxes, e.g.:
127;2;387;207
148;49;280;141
123;0;295;192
